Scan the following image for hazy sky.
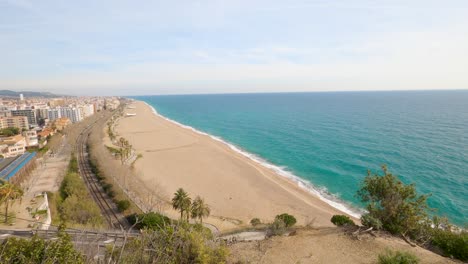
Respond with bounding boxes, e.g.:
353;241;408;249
1;0;467;95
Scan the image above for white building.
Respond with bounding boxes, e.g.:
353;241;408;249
47;108;61;121
23;130;39;147
79;104;95;118
0;135;26;158
59;107;82;123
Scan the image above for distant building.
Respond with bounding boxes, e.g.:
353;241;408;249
47;108;61;121
0;116;29;130
20;94;24;101
37;127;54;139
0;135;26;158
59;107;82;123
0;110;11;118
79;104;95;119
49;99;65;107
11;109;37;126
23;130;38;147
54;117;71;131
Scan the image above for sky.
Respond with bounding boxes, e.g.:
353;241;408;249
1;0;467;96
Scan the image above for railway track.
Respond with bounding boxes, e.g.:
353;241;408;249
76;118;129;230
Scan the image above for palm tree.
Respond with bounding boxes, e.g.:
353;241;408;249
0;182;24;223
191;196;210;224
171;188;191;221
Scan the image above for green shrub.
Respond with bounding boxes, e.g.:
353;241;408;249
267;218;287;237
250;218;261;226
357;166;429;235
113;222;227;263
331;215;355;226
129;212;172;230
0;233;83;263
361;214;383;230
377;249;419;264
431;229;468;261
102;183;113;193
275;213;297;228
117;200;131;212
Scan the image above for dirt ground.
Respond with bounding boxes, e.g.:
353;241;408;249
228;227;456;264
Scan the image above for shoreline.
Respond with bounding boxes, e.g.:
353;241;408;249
142;101;363;219
116;100;360;230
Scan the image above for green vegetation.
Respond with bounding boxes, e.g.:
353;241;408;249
0;127;20;136
0;232;83;263
116;199;130;212
171;188;212;224
357;165;430;236
267;213;297;237
57;155;103;228
430;217;468;261
172;188;192;221
331;215;355;227
88;143;141;217
0;182;23;223
275;213;297;228
128;212;172;230
358;165;468;261
191;196;211;224
113;222;227;263
377;249;419;264
250;218;261;226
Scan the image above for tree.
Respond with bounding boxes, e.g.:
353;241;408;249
0;182;23;223
191;196;211;224
331;215;355;227
275;213;297;228
357;165;430;236
0;127;20;137
0;232;83;263
172;188;191;221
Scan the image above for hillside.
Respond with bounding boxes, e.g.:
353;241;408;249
0;90;58;98
228;227;456;264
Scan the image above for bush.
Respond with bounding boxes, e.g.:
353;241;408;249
0;233;83;263
378;249;419;264
129;212;172;230
113;223;227;263
275;213;297;228
117;200;130;212
102;183;113;193
361;214;383;230
331;215;355;226
267;219;287;237
250;218;261;226
357;166;429;235
431;229;468;261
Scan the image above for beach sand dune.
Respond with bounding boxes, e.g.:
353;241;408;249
116;101;351;230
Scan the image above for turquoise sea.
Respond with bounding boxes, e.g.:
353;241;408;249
133;91;468;226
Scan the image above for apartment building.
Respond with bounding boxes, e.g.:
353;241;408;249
11;109;37;126
0;116;29;130
0;135;26;158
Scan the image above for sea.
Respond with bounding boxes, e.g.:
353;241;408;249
132;90;468;226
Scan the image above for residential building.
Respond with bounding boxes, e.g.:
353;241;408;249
0;116;29;130
11;109;37;126
0;135;26;158
23;130;39;147
59;107;82;123
47;108;61;121
37;127;54;139
54;117;71;130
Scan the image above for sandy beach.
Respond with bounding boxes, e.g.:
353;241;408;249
115;101;353;230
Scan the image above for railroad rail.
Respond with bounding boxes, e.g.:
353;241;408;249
76;119;129;230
